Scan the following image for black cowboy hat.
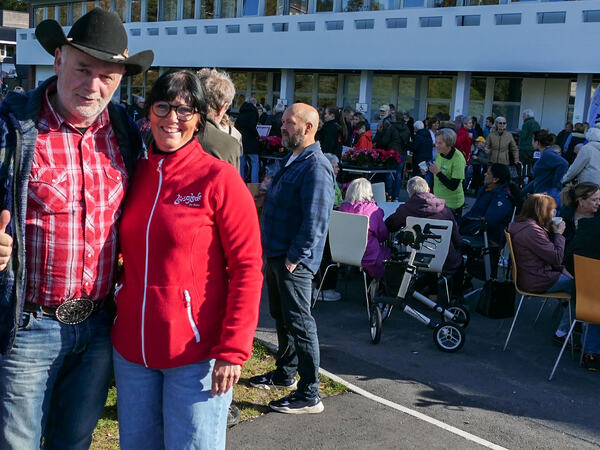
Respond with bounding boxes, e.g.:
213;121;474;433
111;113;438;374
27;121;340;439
35;8;154;76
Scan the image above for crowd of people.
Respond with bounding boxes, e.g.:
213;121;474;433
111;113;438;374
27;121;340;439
0;8;598;450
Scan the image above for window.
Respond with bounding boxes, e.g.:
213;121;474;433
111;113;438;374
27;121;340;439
290;0;308;14
131;28;141;36
265;0;281;15
567;80;576;124
316;0;333;12
226;24;240;33
495;14;521;25
493;78;522;130
201;0;215;18
537;11;566;24
221;0;238;18
184;26;198;34
397;77;418;117
295;73;314;105
456;15;480;26
230;72;249;109
432;0;456;6
371;75;393;122
470;77;486;123
420;16;442;28
165;26;177;34
355;19;374;30
583;10;600;23
317;74;337;108
273;22;289;31
34;7;44;26
326;20;344;30
73;3;84;22
426;77;452;120
57;5;68;25
465;0;499;4
298;21;315;31
114;0;127;21
205;25;218;33
249;23;264;32
343;0;365;12
386;18;407;28
162;0;178;20
343;74;360;109
131;0;142;21
147;0;158;21
404;0;424;6
183;0;195;18
243;0;259;15
147;27;159;35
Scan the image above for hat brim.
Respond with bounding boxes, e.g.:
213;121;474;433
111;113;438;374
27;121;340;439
35;19;153;76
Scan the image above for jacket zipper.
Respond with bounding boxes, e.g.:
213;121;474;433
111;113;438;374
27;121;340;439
141;158;164;367
184;290;201;343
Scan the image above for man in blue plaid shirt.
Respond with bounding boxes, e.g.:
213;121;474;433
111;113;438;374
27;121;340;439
251;103;334;414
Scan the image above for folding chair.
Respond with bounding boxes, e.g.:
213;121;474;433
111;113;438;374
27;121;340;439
371;182;386;204
503;231;572;351
549;255;600;380
314;211;371;319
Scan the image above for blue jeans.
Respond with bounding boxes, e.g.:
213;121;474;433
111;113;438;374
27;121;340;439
548;274;575;334
385;159;405;201
0;308;113;450
113;350;230;450
266;256;320;399
241;154;260;183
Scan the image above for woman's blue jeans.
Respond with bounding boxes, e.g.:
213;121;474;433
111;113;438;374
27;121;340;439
113;350;231;450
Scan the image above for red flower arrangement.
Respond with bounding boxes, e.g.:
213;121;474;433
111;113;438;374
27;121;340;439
259;136;288;156
341;147;402;169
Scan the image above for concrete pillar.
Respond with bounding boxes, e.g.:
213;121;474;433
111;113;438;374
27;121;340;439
452;71;471;119
358;70;373;119
573;73;593;124
279;69;294;106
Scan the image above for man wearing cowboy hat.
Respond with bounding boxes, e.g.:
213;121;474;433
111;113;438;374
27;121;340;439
0;8;153;449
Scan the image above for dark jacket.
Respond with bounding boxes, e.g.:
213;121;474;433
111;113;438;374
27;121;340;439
0;77;143;355
384;192;462;274
460;184;515;243
413;128;434;163
261;142;335;274
530;148;568;195
564;132;586;165
508;219;565;293
318;120;342;157
235;102;260;154
519;117;540;152
375;119;410;154
559;207;600;247
269;111;283;138
198;117;242;171
565;214;600;274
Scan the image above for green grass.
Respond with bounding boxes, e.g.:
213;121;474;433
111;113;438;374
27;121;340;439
91;340;348;447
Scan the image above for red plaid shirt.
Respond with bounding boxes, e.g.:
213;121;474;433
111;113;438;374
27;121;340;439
25;85;128;306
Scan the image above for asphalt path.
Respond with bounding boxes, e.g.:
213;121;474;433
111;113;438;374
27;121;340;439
229;274;599;450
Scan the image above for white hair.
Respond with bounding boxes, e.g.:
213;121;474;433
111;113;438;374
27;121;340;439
197;68;235;115
414;120;425;131
436;128;457;148
522;109;535;118
461;115;472;126
344;178;373;203
274;103;285;113
406;176;430;197
323;153;339;165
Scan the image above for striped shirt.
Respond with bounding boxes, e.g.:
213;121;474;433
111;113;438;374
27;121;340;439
25;85;128;306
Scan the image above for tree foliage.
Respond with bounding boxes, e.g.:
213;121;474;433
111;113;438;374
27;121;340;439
0;0;29;12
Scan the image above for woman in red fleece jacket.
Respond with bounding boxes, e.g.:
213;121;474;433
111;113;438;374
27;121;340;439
111;70;263;450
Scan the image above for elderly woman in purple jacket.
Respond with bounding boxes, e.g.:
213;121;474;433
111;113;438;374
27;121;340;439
338;178;390;279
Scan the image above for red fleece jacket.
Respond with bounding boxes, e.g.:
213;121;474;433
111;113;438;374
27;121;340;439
111;139;263;369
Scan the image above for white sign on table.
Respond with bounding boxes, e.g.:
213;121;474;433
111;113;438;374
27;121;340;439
256;125;272;137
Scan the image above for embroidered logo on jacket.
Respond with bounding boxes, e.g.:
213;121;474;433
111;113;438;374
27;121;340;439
174;192;202;207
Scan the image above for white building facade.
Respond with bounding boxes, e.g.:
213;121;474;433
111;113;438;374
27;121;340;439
17;0;600;131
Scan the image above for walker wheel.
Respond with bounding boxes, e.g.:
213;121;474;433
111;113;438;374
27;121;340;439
380;303;393;322
442;305;470;329
370;305;382;344
433;322;465;352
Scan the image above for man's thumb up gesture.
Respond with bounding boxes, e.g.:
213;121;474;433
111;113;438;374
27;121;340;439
0;210;13;271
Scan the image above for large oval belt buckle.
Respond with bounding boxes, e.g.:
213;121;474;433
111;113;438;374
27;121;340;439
55;298;94;325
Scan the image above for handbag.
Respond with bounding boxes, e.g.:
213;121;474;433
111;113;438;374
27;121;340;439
476;279;515;319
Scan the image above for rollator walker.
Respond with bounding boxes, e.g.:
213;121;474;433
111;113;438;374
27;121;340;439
370;218;469;352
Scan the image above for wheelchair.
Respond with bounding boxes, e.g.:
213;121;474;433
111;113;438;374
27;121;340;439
370;222;470;352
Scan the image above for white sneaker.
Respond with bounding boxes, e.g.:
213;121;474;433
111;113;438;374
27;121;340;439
322;290;342;302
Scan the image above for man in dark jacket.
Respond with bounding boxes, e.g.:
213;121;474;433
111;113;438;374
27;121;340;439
376;104;411;200
235;98;260;182
412;120;434;177
197;68;242;170
518;109;541;168
0;9;153;449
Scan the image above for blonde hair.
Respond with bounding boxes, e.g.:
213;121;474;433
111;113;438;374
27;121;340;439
344;178;373;203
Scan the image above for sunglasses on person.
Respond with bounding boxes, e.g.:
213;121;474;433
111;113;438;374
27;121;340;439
151;101;196;121
497;121;507;125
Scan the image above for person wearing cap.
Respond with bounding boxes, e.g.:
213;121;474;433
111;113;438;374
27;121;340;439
0;9;153;449
470;136;489;192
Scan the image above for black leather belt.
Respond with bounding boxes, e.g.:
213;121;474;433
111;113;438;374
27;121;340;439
24;298;101;325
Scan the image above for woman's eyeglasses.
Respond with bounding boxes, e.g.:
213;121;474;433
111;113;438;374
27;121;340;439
151;101;196;121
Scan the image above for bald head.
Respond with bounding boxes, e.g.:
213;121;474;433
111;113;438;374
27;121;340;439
281;103;320;154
